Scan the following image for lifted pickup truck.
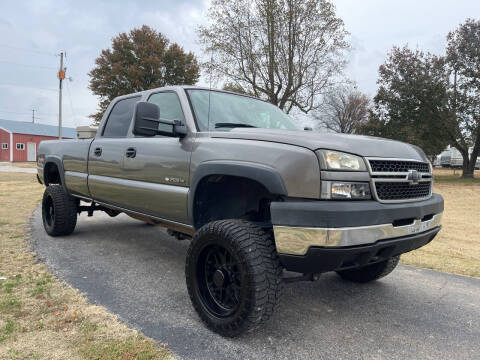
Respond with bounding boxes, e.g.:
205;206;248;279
37;86;443;337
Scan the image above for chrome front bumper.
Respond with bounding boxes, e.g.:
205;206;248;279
274;213;442;255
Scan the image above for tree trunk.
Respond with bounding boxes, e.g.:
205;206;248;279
462;132;480;179
462;158;474;178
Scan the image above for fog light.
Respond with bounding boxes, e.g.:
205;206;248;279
323;182;371;199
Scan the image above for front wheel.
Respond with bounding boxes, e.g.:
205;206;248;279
336;256;400;283
185;220;283;337
42;185;78;237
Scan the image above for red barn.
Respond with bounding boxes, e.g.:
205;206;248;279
0;119;76;162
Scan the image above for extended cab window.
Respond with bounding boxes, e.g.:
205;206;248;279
148;92;185;134
102;96;141;138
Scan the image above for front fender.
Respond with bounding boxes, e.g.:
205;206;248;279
188;160;288;223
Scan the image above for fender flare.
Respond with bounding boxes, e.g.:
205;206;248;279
43;156;68;193
188;161;288;225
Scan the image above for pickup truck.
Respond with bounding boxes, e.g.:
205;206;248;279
37;86;444;337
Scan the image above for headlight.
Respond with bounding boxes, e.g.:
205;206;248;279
321;181;371;200
318;150;366;171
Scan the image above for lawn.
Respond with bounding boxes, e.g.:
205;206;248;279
0;172;172;360
433;167;480;184
401;168;480;277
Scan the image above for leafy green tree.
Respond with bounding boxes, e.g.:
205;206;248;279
445;18;480;178
360;46;450;160
89;25;200;123
199;0;348;114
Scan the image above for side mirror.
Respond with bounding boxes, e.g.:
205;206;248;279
132;101;187;137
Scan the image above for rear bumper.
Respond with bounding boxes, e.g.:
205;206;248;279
270;194;444;273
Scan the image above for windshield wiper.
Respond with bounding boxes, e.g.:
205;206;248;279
214;122;257;129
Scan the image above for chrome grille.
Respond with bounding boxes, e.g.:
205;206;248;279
367;158;432;203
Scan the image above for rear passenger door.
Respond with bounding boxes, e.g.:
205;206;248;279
88;95;141;207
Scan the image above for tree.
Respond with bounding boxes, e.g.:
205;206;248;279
222;82;252;95
360;46;451;160
198;0;348;114
88;25;200;123
313;85;369;133
445;18;480;178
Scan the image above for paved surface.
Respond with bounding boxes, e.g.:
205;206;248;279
0;163;36;173
30;208;480;360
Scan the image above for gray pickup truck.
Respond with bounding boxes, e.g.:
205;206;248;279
37;86;444;337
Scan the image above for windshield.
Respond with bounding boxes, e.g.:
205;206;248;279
186;89;299;131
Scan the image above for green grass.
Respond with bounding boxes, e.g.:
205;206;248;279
0;172;172;360
0;320;15;343
4;283;16;294
79;336;164;360
434;175;480;184
0;296;22;315
433;168;480;184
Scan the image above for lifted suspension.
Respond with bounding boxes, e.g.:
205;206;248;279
78;203;120;217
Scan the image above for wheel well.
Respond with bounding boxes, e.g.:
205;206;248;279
44;162;61;186
193;175;279;229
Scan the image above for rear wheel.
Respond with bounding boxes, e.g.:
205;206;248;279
336;256;400;283
185;220;283;337
42;185;78;236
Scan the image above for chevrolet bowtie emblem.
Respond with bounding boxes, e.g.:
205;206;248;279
407;169;421;185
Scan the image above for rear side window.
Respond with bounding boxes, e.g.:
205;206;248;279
102;96;141;138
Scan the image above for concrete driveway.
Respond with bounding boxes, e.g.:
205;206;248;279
30;209;480;360
0;162;37;174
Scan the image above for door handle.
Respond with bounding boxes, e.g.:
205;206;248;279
125;147;136;158
94;147;102;157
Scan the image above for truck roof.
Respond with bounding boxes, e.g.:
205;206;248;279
112;85;258;101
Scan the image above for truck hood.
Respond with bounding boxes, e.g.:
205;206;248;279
211;128;427;161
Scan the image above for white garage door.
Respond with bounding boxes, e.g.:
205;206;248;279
27;142;36;162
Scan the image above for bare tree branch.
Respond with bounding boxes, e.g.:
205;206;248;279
198;0;349;114
313;85;370;133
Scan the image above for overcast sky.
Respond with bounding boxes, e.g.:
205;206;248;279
0;0;479;128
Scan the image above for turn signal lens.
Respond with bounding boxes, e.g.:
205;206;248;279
326;182;371;199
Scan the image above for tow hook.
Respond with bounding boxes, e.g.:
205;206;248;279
283;272;321;283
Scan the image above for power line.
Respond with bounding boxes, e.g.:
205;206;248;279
0;109;57;117
0;60;57;70
0;83;58;92
0;44;56;57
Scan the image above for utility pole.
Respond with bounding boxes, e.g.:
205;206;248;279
57;52;66;139
32;109;35;123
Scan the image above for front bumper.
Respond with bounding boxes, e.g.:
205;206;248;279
278;227;440;274
270;194;444;273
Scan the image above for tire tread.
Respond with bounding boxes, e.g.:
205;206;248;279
185;219;283;337
42;185;77;236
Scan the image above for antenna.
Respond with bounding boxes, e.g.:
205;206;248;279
209;49;213;90
208;49;213;130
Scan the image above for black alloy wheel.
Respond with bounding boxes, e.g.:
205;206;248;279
185;220;283;337
197;244;244;318
41;185;78;236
